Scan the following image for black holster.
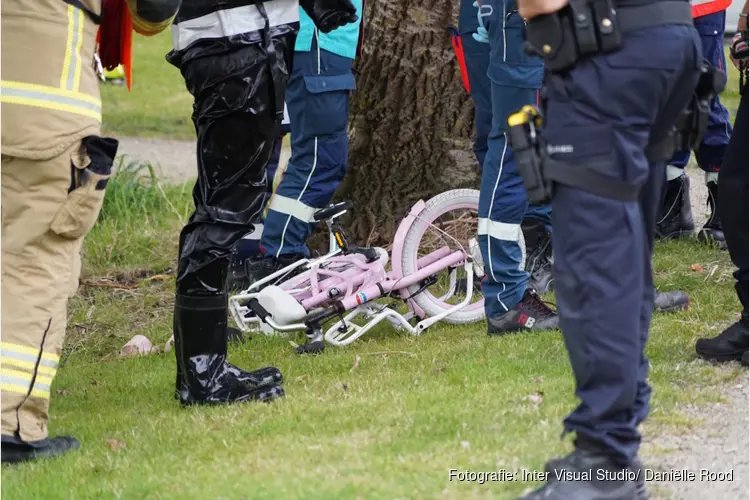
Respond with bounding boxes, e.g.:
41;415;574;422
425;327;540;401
674;60;727;152
525;1;693;73
507;107;641;204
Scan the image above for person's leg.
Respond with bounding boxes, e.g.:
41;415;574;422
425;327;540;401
458;0;493;168
478;3;556;333
227;137;284;291
171;38;293;405
527;25;700;500
696;84;749;362
694;11;733;247
261;44;354;261
1;137;117;463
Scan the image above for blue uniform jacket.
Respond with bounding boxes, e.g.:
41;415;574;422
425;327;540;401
295;0;364;59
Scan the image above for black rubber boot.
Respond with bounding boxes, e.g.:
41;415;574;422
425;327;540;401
545;454;648;500
487;289;559;335
1;434;79;464
522;219;554;295
174;293;284;406
695;312;749;363
519;442;637;499
656;174;695;240
697;181;727;249
653;290;689;313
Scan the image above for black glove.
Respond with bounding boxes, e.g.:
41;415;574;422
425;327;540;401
731;31;749;62
299;0;358;34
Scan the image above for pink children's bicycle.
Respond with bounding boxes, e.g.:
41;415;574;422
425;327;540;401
228;189;526;354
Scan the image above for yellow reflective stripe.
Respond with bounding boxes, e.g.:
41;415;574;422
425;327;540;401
1;383;50;400
1;81;101;121
1;369;53;399
2;369;53;386
61;5;85;91
0;342;60;363
1;358;56;376
3;81;101;105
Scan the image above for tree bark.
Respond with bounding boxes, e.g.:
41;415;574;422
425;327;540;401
312;0;478;251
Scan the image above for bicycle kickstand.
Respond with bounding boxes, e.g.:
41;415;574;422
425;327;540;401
296;325;325;355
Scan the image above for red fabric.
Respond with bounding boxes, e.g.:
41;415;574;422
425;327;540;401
450;31;471;94
692;0;731;18
97;0;133;90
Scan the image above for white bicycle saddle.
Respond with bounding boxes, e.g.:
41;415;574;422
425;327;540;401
257;285;308;326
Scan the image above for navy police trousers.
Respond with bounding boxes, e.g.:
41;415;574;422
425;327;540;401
542;25;701;462
262;43;355;258
669;11;733;173
463;0;552;317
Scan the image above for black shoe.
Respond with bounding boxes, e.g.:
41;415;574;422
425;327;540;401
244;254;304;291
656;174;695;240
695;314;749;363
174;293;284;406
1;434;79;464
226;327;245;343
487;289;559;335
545;454;648;500
519;446;637;499
653;290;689;313
697;181;726;249
522;219;554;295
742;351;749;367
226;231;264;292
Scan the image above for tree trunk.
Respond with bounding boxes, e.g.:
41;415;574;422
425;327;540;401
311;0;478;251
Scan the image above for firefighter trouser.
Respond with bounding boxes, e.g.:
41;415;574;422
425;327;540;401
1;136;116;442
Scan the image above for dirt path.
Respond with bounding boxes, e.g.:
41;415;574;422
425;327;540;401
645;368;748;499
118;137;746;499
116;136;712;223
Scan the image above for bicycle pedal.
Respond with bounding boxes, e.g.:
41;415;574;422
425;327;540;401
295;340;325;355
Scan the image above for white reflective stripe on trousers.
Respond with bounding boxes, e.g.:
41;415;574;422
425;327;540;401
171;1;301;51
477;218;521;242
268;195;317;223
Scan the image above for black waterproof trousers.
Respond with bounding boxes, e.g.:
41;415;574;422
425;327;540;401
167;31;297;404
718;79;749;316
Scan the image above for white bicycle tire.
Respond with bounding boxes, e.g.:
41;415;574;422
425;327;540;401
400;188;526;324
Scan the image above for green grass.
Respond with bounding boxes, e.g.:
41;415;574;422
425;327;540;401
101;32;193;139
1;162;745;499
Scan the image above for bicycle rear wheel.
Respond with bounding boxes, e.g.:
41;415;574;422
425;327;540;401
399;189;526;324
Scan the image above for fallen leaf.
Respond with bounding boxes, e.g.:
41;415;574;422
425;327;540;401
432;367;447;375
690;263;704;272
460;440;471;450
350;355;361;372
105;439;126;450
476;359;484;365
